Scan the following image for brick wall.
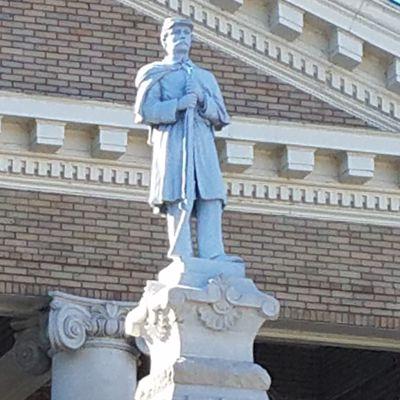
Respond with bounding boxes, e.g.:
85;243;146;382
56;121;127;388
0;0;368;127
0;188;399;331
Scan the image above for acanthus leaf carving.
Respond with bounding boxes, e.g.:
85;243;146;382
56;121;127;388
125;283;177;344
145;306;176;343
91;303;129;338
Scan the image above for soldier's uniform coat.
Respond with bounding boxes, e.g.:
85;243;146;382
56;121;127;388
134;59;230;214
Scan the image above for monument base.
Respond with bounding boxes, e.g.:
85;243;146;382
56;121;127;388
135;355;270;400
136;382;269;400
126;257;279;400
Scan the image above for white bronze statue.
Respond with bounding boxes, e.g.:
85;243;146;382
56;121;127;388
134;17;241;262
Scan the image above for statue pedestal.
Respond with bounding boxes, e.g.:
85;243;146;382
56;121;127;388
125;257;280;400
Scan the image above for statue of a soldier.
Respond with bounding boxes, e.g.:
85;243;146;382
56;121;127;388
134;17;241;263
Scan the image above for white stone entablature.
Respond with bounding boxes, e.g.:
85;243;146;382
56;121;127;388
2;92;400;227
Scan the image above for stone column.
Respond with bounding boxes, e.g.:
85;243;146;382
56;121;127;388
48;291;139;400
125;258;280;400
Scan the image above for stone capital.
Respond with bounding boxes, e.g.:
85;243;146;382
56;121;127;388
11;314;51;376
126;259;279;343
48;291;138;356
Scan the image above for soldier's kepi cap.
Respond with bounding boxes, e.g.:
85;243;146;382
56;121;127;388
160;17;194;40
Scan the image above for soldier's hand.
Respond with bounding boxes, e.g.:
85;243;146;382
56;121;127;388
177;93;198;110
186;80;204;104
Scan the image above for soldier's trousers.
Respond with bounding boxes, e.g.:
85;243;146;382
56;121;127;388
166;199;224;259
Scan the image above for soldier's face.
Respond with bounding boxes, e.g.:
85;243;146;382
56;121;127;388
164;24;192;56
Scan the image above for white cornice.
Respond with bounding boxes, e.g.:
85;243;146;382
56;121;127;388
117;0;400;132
2;91;400;157
223;117;400;156
0;91;137;129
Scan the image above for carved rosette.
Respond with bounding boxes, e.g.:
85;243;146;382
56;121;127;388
48;291;136;355
197;275;242;331
192;274;280;332
126;272;280;343
12;315;51;376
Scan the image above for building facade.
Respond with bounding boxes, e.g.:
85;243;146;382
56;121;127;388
0;0;400;399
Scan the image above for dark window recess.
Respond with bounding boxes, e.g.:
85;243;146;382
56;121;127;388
255;340;400;400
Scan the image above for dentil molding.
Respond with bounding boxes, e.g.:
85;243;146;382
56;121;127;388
2;152;400;227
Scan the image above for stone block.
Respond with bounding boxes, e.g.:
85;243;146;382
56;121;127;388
125;257;280;400
339;152;375;184
280;145;315;178
387;57;400;94
158;256;246;287
329;29;363;70
209;0;243;13
91;126;128;160
270;0;304;41
30;119;65;153
219;140;254;172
